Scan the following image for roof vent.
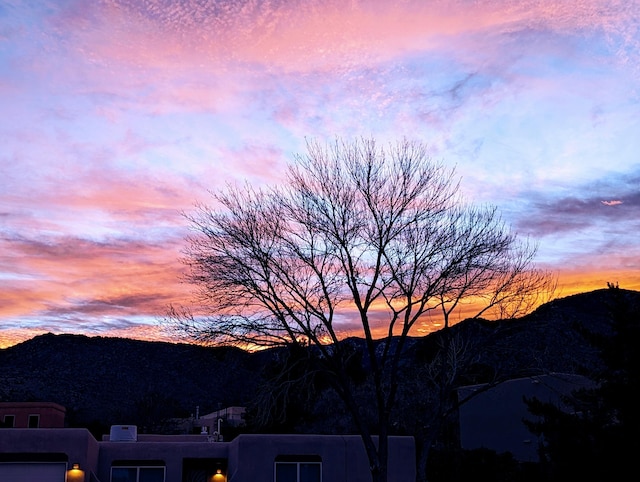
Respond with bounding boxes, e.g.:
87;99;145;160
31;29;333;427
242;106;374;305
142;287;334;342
110;425;138;442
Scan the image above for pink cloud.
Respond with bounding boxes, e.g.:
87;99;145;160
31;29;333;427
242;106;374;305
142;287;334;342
20;0;632;136
49;0;637;74
3;0;639;350
0;234;192;338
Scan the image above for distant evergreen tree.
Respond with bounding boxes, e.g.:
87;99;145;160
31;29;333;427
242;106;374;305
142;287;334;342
523;284;640;481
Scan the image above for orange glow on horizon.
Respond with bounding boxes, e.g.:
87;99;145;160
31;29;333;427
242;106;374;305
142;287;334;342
2;271;638;350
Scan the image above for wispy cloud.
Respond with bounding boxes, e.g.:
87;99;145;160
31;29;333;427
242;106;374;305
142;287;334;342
519;170;640;236
2;0;640;347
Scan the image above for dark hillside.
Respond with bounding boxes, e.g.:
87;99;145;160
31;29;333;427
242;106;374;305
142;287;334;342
1;288;638;437
0;334;259;433
438;288;640;382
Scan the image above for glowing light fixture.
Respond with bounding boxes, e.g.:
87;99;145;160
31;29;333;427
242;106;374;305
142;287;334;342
67;463;85;482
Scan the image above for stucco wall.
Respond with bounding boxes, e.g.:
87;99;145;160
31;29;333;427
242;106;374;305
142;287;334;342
1;428;415;482
0;402;66;428
228;434;415;482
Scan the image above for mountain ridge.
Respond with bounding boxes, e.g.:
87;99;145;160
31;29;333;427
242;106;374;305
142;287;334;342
2;287;638;436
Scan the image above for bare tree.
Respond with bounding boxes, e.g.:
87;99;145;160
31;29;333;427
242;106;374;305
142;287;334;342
170;138;555;482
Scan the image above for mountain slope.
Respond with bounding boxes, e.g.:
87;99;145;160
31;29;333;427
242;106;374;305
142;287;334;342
2;288;638;435
0;334;260;431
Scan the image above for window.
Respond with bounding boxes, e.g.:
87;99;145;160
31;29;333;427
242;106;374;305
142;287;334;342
274;456;321;482
2;415;15;428
111;466;165;482
28;415;40;428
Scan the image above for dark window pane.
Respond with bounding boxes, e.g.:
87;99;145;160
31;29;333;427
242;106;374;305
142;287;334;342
28;415;39;428
112;467;137;482
275;463;297;482
183;468;207;482
300;463;321;482
139;467;165;482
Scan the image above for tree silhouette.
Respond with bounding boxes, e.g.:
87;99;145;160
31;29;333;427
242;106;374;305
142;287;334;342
524;284;640;481
170;137;554;482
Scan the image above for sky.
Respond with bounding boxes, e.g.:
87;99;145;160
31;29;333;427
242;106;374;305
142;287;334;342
1;0;639;349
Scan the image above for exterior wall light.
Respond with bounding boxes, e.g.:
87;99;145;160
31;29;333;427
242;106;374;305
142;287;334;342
211;467;226;482
67;463;85;482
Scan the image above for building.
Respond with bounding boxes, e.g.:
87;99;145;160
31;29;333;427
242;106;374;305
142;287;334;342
197;406;246;436
0;402;66;429
0;403;416;482
456;373;593;462
176;406;247;438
